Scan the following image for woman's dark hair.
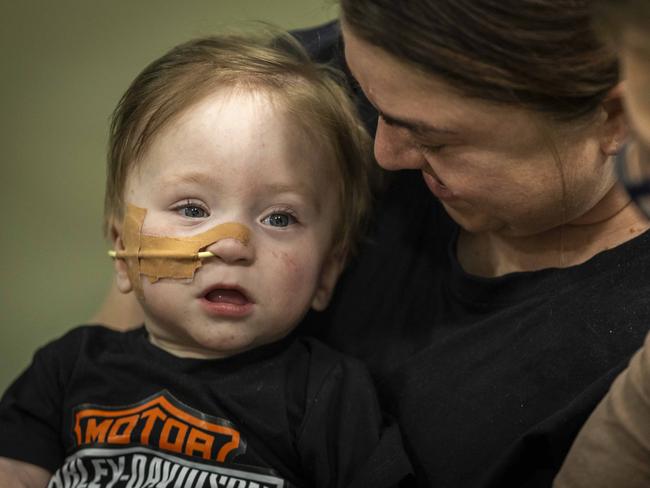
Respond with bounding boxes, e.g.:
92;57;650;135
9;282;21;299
340;0;619;121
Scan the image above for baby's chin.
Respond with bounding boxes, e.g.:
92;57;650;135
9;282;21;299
146;325;284;360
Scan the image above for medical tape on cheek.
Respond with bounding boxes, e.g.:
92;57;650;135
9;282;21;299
112;204;251;300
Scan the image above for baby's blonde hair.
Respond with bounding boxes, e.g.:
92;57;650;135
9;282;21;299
105;31;373;257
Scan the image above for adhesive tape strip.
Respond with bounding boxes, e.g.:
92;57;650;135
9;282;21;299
114;204;251;300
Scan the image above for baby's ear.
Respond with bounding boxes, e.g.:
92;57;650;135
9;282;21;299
311;247;346;311
110;223;133;294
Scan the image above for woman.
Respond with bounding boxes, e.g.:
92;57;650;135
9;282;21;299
554;0;650;486
96;1;650;486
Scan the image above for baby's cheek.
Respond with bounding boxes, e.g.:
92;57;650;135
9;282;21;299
272;250;318;298
274;249;299;272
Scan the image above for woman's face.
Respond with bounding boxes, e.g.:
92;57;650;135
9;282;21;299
342;25;619;237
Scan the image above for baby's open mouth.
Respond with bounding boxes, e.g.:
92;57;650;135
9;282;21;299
199;285;254;318
205;288;250;305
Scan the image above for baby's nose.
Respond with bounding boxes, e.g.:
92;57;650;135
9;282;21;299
204;236;254;264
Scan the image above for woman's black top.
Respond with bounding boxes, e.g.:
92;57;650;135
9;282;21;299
294;21;650;488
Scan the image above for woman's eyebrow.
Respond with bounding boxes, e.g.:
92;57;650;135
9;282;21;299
346;61;459;138
378;109;458;137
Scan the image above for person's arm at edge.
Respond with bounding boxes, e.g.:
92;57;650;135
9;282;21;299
0;457;51;488
90;280;143;330
554;331;650;487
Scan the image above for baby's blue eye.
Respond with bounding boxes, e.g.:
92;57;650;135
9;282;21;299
262;212;295;227
182;206;207;218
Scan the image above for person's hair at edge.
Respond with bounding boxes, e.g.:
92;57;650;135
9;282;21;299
104;30;373;259
340;0;619;122
592;0;650;46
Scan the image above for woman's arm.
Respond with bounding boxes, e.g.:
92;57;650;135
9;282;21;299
91;280;144;330
0;457;51;488
554;332;650;487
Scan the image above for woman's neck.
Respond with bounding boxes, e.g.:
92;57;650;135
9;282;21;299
457;185;650;278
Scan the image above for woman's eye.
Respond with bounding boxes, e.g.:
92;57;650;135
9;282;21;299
262;212;296;228
419;143;445;154
181;206;207;218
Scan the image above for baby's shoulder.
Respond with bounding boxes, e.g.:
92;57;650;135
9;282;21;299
49;323;132;347
35;324;138;365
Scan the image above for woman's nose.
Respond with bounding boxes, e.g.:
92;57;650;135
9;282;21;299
374;118;426;171
204;236;254;265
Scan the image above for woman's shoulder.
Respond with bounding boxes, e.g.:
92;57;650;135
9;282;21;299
290;21;341;64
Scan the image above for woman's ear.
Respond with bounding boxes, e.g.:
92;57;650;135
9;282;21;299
111;223;133;294
311;248;346;312
599;82;629;156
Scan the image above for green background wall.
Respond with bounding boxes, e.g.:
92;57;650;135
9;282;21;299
0;1;337;393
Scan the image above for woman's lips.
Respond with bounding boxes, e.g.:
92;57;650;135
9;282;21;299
422;169;457;201
199;285;254;318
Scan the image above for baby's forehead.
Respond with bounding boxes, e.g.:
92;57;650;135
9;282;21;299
136;86;337;167
127;90;339;187
172;87;291;130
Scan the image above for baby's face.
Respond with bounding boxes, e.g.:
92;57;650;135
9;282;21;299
117;89;343;358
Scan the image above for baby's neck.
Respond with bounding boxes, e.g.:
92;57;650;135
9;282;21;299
148;332;231;360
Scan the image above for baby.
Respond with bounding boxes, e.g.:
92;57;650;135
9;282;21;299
0;33;410;488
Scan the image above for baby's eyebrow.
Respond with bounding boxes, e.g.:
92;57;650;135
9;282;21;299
162;172;322;209
261;182;312;195
164;171;212;186
258;182;322;209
